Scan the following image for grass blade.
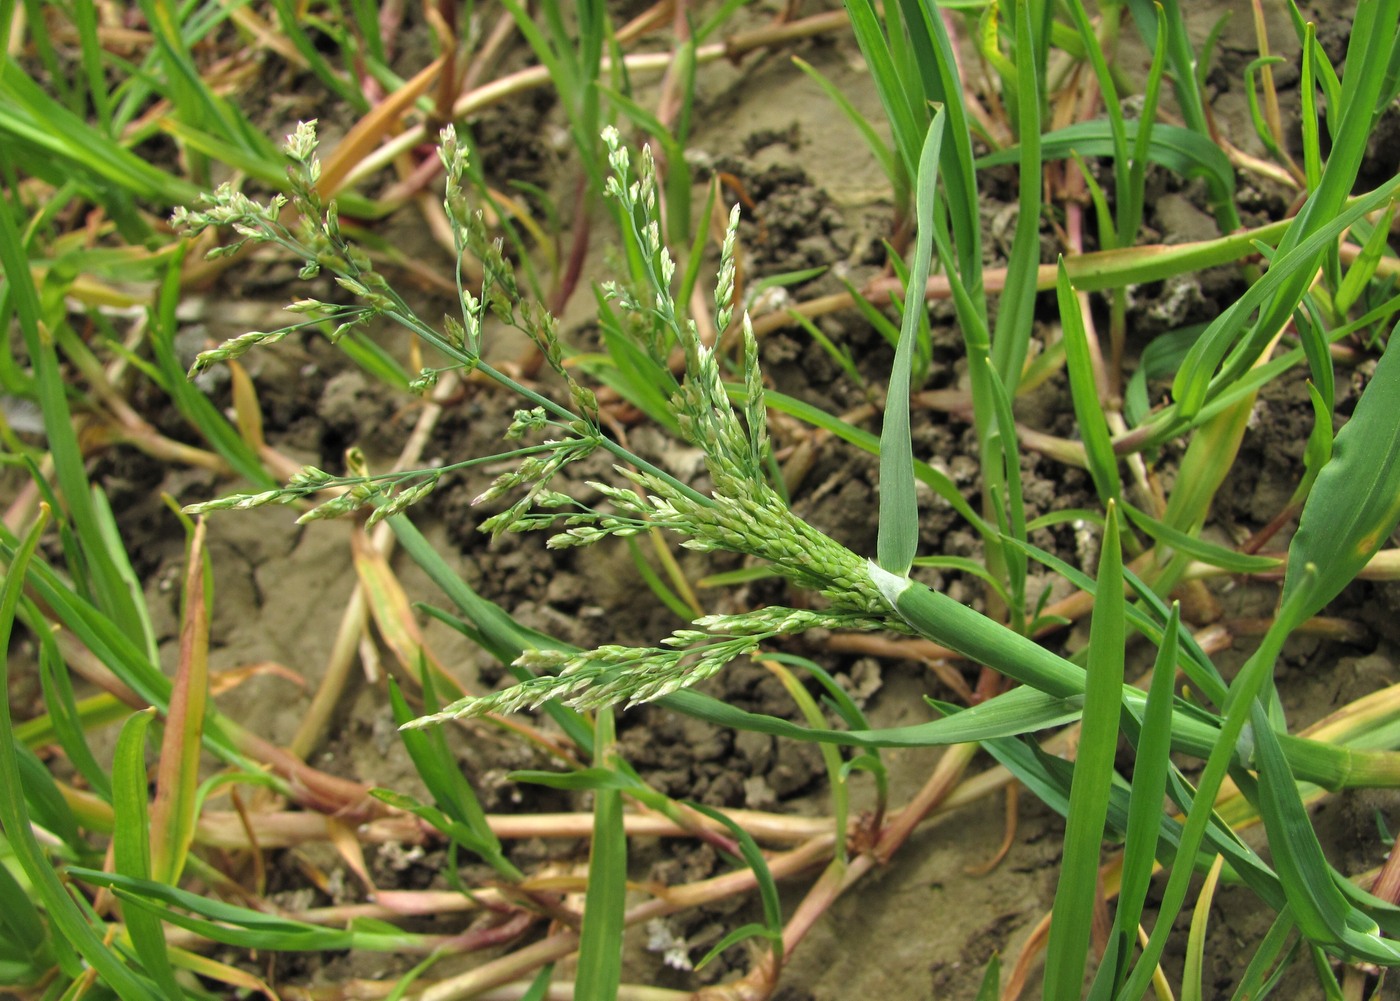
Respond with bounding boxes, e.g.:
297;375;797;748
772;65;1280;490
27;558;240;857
1174;7;1400;414
0;850;51;984
33;618;112;800
1280;327;1400;633
1042;504;1124;1001
575;709;625;1001
148;516;211;886
1056;260;1121;505
978;121;1234;211
1094;603;1181;997
71;869;421;951
0;169;148;646
0;506;159;999
1181;854;1227;1001
878;111;945;575
1251;700;1400;963
1121;503;1281;574
112;709;181;996
388;672;520;881
747;385;992;539
990;0;1044;393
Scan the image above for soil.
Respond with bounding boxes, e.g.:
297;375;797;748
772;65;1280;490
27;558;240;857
26;1;1400;999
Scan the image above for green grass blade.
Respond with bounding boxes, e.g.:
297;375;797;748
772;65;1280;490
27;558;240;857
1251;701;1400;963
1280;328;1400;633
1063;0;1130;232
0;196;149;651
981;355;1029;616
388;672;520;881
1228;911;1299;1001
1118;577;1321;1000
976;955;1000;1001
70;869;420;951
686;801;784;964
369;788;508;867
1097;603;1181;996
844;0;928;186
0;508;159;1000
150;252;275;487
0;58;202;206
977;122;1234;211
1056;261;1121;505
783;309;863;387
911;555;1013;611
1041;504;1123;1001
89;486;159;665
894;0;983;307
665;682;1082;749
111;710;181;997
1125;0;1242;232
0;847;50;982
1121;503;1281;574
34;618;112;800
793;55;905;217
879;111;944;575
989;0;1043;393
390;515;594;755
1336;200;1397;317
1174;8;1400;414
766;660;850;859
1124;2;1170;247
264;0;367;112
575;709;625;1001
14;740;80;850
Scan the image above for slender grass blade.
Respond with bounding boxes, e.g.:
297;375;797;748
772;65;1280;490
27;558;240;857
1042;505;1124;1001
575;710;625;1001
148;518;210;886
879;112;945;575
1057;261;1121;505
112;710;181;996
0;508;159;999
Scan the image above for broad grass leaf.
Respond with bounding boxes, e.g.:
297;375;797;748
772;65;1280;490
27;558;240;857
1281;330;1400;632
1251;702;1400;964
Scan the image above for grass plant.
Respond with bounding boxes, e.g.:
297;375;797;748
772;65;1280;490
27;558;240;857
4;3;1400;1000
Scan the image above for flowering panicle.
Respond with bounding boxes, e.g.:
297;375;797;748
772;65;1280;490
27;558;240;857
411;127;893;724
174;121;899;724
404;605;883;727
